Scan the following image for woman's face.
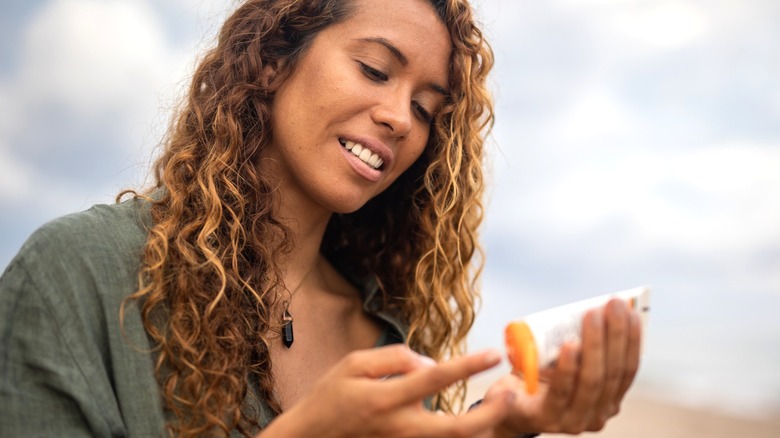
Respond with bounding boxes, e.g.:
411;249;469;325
267;0;451;215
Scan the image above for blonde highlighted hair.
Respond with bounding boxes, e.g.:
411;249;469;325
122;0;493;436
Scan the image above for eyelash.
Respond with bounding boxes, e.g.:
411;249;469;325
414;103;433;124
360;62;388;82
359;62;434;125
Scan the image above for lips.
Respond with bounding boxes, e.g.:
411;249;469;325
339;138;384;170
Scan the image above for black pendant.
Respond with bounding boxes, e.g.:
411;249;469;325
282;309;294;348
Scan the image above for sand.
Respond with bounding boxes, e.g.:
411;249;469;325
548;392;780;438
466;376;780;437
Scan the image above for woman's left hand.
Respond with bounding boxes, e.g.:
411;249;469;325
484;299;642;437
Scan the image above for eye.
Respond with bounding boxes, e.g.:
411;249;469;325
414;102;433;124
359;62;388;82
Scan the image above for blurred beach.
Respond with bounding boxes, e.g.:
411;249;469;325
573;393;780;438
467;372;780;437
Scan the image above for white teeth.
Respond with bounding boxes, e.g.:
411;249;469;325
340;139;383;169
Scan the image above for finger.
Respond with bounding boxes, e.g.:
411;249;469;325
541;342;579;419
483;374;519;402
416;390;513;438
595;299;629;418
616;309;642;400
337;344;435;379
561;308;605;431
384;349;502;406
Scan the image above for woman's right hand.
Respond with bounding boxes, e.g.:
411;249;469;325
259;345;514;438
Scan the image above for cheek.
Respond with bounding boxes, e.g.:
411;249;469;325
397;134;429;173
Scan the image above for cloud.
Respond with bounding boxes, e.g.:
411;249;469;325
18;0;174;116
478;0;780;258
0;0;200;207
487;141;780;260
610;2;709;50
0;141;35;201
0;0;214;266
541;88;641;145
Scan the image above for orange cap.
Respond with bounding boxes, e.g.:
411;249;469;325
504;321;539;394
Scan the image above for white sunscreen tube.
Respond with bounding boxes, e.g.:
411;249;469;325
504;286;651;394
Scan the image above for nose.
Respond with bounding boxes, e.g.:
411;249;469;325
371;92;413;138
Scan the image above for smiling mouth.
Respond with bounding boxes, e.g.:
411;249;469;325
339;138;384;170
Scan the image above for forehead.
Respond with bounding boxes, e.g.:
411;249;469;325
327;0;451;78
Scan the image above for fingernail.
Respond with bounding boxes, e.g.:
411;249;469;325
611;299;627;315
483;349;502;365
566;343;582;365
418;355;437;367
592;309;604;327
505;391;516;406
564;344;577;362
630;310;642;329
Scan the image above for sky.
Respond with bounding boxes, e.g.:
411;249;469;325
2;0;779;420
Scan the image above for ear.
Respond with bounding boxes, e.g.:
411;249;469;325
259;60;283;88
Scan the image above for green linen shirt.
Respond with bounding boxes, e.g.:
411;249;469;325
0;197;406;437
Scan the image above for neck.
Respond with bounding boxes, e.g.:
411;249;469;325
259;148;335;286
275;189;332;289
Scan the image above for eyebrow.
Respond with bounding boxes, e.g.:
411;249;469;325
356;37;449;96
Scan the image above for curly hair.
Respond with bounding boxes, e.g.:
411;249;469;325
121;0;494;436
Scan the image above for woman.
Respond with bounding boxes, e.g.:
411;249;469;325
0;0;641;436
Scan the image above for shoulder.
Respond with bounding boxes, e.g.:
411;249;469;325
0;195;155;358
0;196;165;436
3;196;153;312
19;196;151;270
22;196;151;261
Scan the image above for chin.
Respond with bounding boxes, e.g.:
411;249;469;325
326;200;371;215
318;190;377;215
